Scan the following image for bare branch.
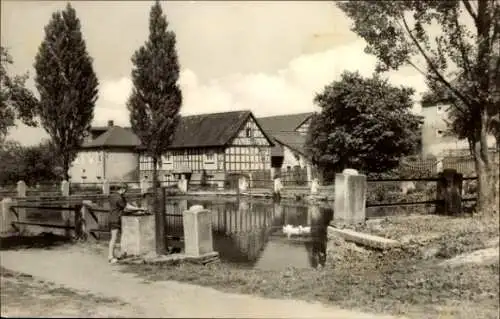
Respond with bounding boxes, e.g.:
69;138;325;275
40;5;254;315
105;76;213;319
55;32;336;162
463;0;479;25
399;15;470;114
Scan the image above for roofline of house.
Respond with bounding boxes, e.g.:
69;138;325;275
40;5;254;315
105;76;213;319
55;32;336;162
293;113;314;131
273;136;306;157
224;112;276;148
80;145;139;150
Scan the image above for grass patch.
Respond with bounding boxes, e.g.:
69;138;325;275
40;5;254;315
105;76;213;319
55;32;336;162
0;267;130;317
121;214;499;318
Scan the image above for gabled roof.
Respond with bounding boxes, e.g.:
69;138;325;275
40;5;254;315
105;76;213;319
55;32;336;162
83;111;277;151
82;126;141;149
258;112;313;157
272;132;307;156
167;110;274;149
258;112;313;133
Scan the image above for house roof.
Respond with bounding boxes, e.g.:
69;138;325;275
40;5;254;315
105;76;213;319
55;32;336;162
82;126;141;149
258;112;313;133
272;132;307;156
166;110;274;149
88;110;273;151
257;112;312;157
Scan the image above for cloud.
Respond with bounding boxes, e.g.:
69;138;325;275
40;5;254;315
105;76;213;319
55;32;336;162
89;39;429;126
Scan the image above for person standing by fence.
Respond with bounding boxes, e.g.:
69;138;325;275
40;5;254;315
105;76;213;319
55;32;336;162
108;183;142;264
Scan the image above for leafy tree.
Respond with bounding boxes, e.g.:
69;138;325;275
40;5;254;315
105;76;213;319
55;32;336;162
305;71;421;181
0;140;60;186
127;1;182;254
33;3;99;180
337;0;499;214
0;46;38;143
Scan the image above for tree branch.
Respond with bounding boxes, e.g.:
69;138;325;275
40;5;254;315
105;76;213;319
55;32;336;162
462;0;479;26
399;15;470;114
452;14;473;82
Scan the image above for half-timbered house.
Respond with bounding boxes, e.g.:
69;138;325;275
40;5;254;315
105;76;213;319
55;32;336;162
139;111;275;185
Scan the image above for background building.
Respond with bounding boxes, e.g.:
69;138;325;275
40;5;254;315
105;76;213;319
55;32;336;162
420;102;497;157
69;121;140;183
258;112;313;181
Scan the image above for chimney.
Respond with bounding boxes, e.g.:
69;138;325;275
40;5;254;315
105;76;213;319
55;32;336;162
107;120;114;127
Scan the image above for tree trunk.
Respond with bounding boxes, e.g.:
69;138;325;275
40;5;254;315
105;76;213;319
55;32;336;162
63;156;70;182
474;112;498;215
152;156;166;255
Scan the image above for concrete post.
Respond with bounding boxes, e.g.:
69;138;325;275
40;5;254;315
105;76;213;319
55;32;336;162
183;205;214;257
306;164;312;183
178;175;188;193
436;169;463;215
16;181;26;224
1;198;15;234
334;169;367;224
436;158;444;173
61;180;70;196
310;178;319;195
238;176;248;192
140;177;149;194
17;180;26;197
102;180;110;196
273;177;282;193
121;214;155;256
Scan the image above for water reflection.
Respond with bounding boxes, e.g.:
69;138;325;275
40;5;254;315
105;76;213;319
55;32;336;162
24;196;333;270
165;198;333;270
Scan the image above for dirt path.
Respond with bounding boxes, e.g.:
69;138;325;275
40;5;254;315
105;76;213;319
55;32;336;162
0;244;401;318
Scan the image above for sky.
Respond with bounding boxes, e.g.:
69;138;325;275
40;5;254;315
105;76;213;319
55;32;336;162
1;1;428;146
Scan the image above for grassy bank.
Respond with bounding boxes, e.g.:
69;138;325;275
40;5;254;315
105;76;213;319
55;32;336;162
122;214;499;319
0;267;132;317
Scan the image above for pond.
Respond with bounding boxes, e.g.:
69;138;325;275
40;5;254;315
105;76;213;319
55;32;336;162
22;196;333;270
164;197;333;270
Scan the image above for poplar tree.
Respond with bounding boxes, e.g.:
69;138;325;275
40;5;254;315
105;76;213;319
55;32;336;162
34;3;99;180
128;1;182;254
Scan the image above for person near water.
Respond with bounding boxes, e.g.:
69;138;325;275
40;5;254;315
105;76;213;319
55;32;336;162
108;183;143;264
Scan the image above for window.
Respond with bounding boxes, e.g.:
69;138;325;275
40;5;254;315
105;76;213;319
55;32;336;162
205;151;214;162
246;128;252;138
436;129;444;137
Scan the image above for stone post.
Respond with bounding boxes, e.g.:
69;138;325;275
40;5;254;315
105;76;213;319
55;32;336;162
1;198;15;234
17;180;26;197
120;213;156;256
178;175;188;193
436;169;463;215
183;205;215;257
333;169;367;224
16;181;26;224
306;164;312;183
238;176;248;192
102;180;110;196
436;157;444;173
310;178;319;195
273;177;282;192
61;180;70;196
140;177;149;194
